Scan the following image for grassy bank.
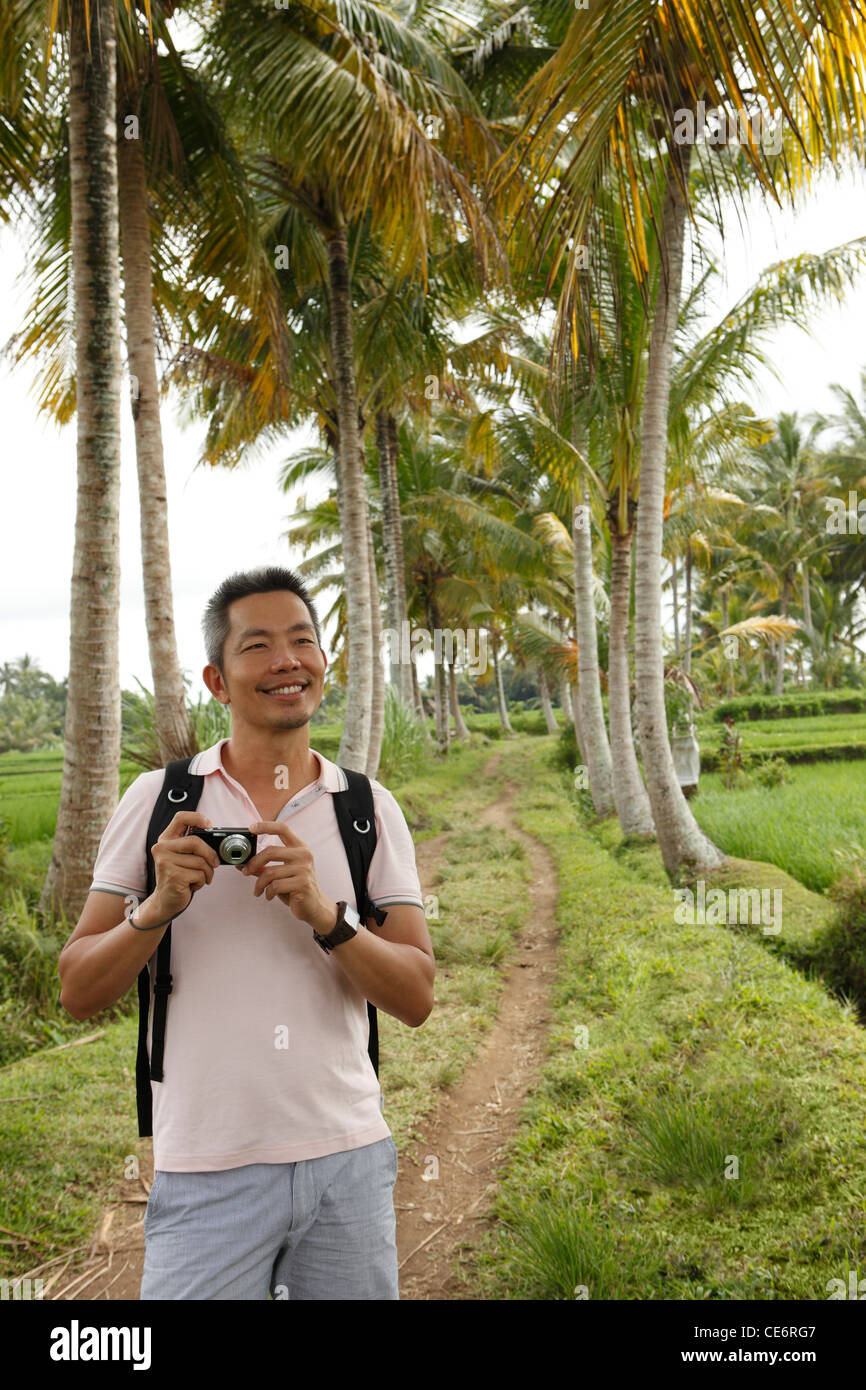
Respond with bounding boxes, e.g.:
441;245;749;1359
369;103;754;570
467;739;866;1300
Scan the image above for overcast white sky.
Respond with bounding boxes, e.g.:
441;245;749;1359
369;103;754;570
1;162;865;699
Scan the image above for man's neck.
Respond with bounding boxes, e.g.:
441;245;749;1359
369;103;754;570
221;729;319;801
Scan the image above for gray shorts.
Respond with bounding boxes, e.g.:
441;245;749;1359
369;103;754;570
140;1135;399;1300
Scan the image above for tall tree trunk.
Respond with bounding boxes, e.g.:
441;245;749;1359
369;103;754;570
538;668;559;734
428;599;449;753
671;554;679;661
721;587;734;697
376;409;412;705
116;91;196;765
801;559;816;658
608;522;654;838
633;147;724;877
366;527;385;779
682;544;693;676
573;494;615;816
41;0;123;919
492;634;513;733
775;569;791;694
448;662;470;740
327;216;372;771
410;653;432;741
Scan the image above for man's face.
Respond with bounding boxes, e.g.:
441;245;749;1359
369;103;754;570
204;590;327;732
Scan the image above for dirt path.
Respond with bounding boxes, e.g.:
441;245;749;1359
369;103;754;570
46;760;560;1301
394;774;560;1299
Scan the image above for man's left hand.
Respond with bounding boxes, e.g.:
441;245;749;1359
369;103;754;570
242;821;337;935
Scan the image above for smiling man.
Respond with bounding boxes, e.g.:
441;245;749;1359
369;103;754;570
58;566;434;1300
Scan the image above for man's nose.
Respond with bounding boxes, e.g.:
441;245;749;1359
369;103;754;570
270;647;302;669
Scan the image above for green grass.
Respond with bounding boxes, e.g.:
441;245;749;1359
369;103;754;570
690;762;866;893
463;741;866;1301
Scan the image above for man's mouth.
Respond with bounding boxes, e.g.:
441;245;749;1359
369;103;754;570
262;683;308;699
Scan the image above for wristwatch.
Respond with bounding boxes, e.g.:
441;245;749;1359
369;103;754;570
313;901;362;953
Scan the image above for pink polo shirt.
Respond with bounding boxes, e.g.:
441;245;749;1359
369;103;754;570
89;740;425;1172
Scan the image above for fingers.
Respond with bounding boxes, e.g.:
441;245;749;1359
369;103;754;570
249;865;306;898
159;810;212;841
155;851;217;883
242;844;308;876
249;819;304;847
156;834;220;870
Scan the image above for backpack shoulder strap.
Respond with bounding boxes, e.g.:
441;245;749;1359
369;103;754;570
136;756;204;1138
333;767;386;1075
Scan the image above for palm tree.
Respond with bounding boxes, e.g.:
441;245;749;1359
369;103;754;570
39;0;127;917
510;0;866;876
197;0;503;771
4;3;258;766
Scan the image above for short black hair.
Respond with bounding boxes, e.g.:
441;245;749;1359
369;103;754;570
202;567;323;672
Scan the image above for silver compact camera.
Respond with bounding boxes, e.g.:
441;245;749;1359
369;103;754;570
198;828;258;866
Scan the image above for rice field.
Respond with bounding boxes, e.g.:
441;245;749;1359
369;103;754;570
691;760;866;893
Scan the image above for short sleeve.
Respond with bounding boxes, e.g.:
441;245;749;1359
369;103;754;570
365;783;425;910
89;768;165;899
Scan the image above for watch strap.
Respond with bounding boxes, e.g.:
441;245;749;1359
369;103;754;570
314;901;361;953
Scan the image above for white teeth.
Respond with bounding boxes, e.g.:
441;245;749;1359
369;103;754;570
268;685;304;694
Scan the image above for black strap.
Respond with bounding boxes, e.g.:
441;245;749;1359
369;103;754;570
333;767;386;1075
136;757;203;1137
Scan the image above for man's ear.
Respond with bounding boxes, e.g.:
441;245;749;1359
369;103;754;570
203;664;229;704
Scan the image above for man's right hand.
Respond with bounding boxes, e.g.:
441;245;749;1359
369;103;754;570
145;811;221;922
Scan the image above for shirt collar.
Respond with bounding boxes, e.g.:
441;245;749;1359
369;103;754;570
188;739;347;794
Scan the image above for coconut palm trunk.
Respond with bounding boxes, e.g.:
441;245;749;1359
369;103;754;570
775;569;792;693
573;494;615;816
366;529;385;779
491;633;513;733
376;409;412;704
410;656;431;739
608;525;654;838
448;662;470;740
427;599;449;753
538;668;559;734
633;149;724;876
40;0;123;919
801;560;816;658
682;544;693;675
671;555;680;660
327;217;373;771
116;94;196;764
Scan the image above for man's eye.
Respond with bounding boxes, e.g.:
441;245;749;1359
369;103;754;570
245;643;265;650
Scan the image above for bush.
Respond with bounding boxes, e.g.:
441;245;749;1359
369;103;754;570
376;686;429;784
754;756;789;788
553;722;579;771
813;848;866;1020
122;679;231;769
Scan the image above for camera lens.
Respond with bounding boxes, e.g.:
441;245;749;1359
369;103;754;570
220;833;251;865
